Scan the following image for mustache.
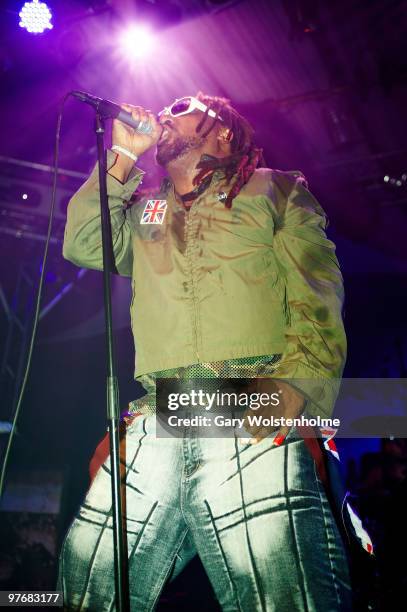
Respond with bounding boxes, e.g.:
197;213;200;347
160;120;176;132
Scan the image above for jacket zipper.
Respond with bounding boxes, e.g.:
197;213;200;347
184;210;200;362
182;176;221;363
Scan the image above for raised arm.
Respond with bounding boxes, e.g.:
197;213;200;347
63;156;143;276
63;103;162;277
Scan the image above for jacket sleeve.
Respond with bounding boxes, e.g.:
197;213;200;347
63;151;144;277
270;171;347;418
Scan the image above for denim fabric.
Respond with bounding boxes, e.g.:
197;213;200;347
58;416;351;611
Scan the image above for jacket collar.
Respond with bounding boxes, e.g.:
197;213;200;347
159;154;228;200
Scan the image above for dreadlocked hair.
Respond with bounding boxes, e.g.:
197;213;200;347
192;92;264;208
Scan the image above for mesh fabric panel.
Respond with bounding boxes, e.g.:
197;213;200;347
127;354;282;417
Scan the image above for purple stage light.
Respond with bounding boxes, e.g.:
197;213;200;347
19;0;53;34
120;26;154;59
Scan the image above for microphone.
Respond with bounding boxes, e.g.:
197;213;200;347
71;91;153;134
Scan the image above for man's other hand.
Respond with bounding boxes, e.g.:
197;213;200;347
240;379;306;446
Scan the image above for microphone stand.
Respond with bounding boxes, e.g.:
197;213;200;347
94;112;130;612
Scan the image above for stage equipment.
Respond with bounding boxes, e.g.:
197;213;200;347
0;468;67;588
70;94;131;611
383;173;407;188
71;91;153;134
19;0;53;34
0;155;88;433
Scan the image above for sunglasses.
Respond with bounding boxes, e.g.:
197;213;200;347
158;96;223;121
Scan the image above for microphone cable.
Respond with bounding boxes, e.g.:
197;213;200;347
0;93;71;499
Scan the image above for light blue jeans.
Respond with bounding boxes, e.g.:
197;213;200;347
58;415;351;611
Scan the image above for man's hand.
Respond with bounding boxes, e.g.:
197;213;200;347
240;379;306;446
109;104;162;183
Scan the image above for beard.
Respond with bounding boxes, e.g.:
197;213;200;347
156;134;205;167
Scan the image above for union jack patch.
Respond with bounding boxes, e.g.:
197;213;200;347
140;200;167;225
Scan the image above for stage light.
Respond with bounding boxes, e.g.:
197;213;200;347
19;0;53;34
120;26;153;59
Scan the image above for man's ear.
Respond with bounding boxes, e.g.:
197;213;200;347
217;127;234;143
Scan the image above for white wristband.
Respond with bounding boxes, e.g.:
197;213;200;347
111;145;138;162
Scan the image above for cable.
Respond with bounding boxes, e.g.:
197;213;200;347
0;93;71;500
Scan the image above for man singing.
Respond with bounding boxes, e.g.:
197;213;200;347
59;93;351;610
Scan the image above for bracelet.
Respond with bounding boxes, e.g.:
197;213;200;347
111;145;138;162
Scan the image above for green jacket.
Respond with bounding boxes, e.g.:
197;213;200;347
63;151;346;417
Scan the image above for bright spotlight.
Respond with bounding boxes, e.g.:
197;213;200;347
120;27;154;59
19;0;53;34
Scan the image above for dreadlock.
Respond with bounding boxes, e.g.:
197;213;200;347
192;92;264;208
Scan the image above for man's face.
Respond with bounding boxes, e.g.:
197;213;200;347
156;107;210;167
